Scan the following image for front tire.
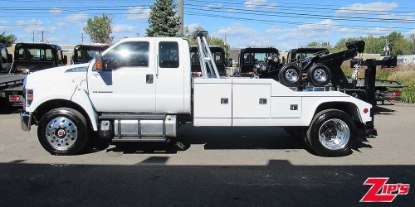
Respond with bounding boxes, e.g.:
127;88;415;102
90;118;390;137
306;109;356;156
37;108;89;155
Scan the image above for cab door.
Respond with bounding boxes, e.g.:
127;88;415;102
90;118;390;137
155;40;185;113
88;40;156;113
0;47;10;72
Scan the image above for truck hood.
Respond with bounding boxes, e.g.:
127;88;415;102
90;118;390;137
25;63;89;89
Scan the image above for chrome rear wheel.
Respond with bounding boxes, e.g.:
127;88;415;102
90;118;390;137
318;118;350;150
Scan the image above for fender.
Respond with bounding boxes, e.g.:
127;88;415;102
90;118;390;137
70;88;98;131
301;97;372;126
28;85;98;131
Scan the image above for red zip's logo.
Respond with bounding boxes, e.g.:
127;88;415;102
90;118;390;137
360;177;410;202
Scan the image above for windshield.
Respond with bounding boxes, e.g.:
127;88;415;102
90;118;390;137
76;49;100;61
244;52;277;63
16;47;54;61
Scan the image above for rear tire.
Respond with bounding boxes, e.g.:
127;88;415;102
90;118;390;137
306;109;356;156
37;108;89;155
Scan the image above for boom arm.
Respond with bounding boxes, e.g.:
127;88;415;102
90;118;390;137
193;31;220;78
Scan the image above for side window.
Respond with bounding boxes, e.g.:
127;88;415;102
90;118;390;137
45;49;53;60
76;50;83;61
190;51;199;64
214;52;222;63
244;53;252;63
104;42;149;69
57;50;63;61
159;42;179;68
0;48;7;62
254;53;266;62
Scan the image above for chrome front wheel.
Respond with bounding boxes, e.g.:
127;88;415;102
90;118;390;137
45;117;78;151
38;108;88;155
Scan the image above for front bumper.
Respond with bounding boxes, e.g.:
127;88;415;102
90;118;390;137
20;112;32;131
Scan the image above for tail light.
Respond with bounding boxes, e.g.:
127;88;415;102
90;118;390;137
9;95;21;103
392;91;401;97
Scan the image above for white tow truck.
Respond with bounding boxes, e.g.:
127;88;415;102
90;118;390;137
20;32;374;156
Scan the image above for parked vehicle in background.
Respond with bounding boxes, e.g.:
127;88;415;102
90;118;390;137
190;46;226;76
0;43;13;73
237;47;281;76
0;43;21;109
350;57;403;104
11;43;67;73
72;44;110;64
0;43;67;109
286;47;330;69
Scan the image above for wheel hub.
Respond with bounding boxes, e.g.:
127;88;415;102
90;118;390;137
314;69;327;82
55;128;66;138
318;118;350;150
285;69;299;82
45;117;78;151
323;128;337;139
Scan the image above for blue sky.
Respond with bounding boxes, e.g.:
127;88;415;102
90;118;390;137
0;0;414;50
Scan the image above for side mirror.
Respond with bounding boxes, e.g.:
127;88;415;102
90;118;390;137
63;56;68;65
7;54;13;63
95;54;103;72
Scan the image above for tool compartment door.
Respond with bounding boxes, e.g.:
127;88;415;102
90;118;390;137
193;79;232;126
233;84;271;120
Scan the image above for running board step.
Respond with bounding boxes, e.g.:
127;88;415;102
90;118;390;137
112;137;167;143
100;113;166;120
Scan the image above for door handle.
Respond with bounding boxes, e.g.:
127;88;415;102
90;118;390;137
146;74;153;84
259;98;267;105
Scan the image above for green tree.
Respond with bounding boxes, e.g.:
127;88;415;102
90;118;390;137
147;0;180;37
387;32;411;56
183;25;204;45
362;36;386;54
321;42;331;48
83;14;113;44
209;37;230;56
307;41;320;47
332;37;360;53
410;34;415;54
0;32;16;47
184;25;230;55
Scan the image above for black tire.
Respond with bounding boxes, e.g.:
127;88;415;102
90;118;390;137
37;107;89;155
306;109;356;157
278;64;302;87
307;63;331;87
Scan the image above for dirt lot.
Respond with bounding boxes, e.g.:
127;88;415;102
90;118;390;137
0;103;414;206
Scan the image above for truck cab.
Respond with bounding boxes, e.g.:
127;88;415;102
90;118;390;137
237;47;282;76
286;48;330;65
190;46;226;76
11;43;67;73
72;44;110;64
21;35;375;157
0;43;12;73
